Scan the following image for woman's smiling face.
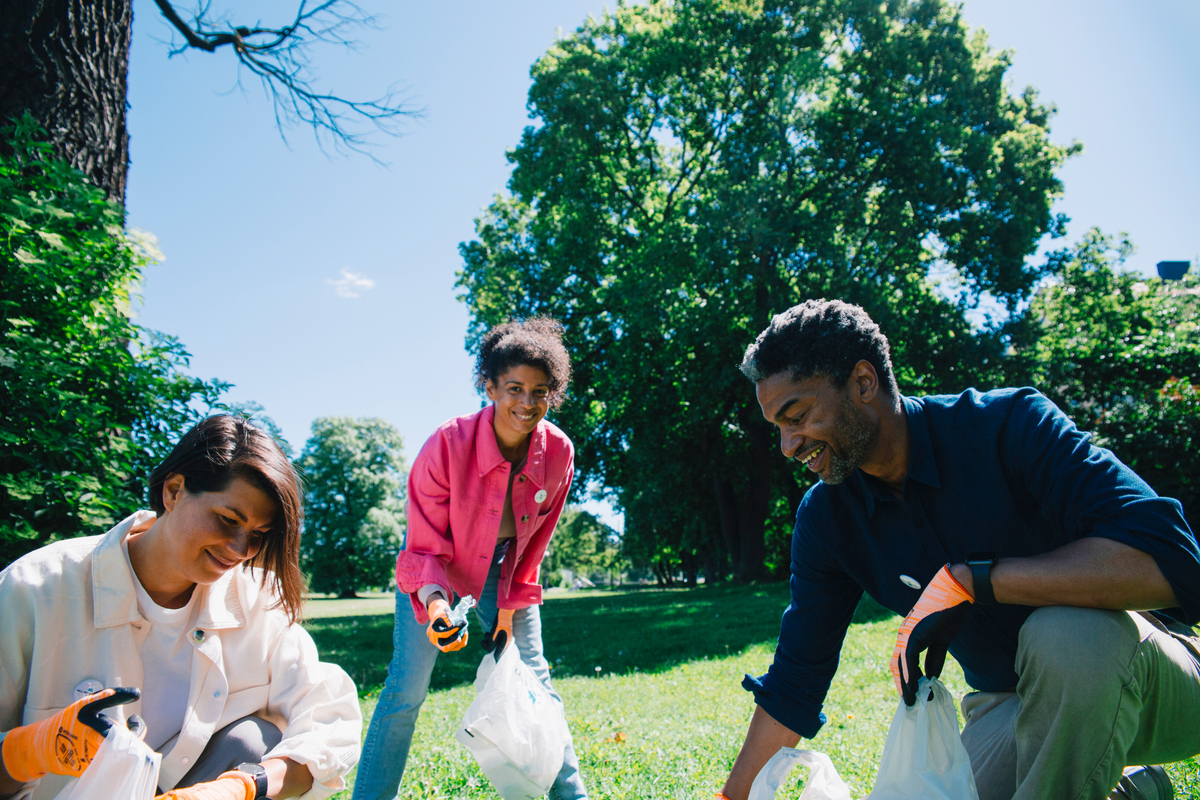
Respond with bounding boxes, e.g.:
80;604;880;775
154;473;277;591
485;364;551;450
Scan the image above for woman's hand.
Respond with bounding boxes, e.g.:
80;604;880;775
483;608;515;658
1;687;140;781
426;595;468;652
155;758;313;800
156;772;255;800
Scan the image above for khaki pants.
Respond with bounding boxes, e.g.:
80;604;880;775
960;607;1200;800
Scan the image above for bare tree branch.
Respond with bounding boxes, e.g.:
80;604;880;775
153;0;421;160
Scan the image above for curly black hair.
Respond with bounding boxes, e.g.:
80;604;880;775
739;299;898;398
474;317;572;408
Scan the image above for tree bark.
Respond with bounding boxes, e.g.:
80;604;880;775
736;421;773;582
0;0;133;201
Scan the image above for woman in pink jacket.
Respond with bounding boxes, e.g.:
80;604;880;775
353;318;588;800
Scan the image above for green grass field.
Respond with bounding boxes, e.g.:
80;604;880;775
303;585;1200;799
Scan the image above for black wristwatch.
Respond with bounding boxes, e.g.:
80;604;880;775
965;553;997;605
236;763;269;799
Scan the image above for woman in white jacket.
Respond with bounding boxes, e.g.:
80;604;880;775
0;416;361;800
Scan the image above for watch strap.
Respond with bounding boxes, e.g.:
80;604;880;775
234;762;269;799
966;553;997;605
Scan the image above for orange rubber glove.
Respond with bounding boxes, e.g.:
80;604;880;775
155;771;256;800
426;596;468;652
482;607;515;660
2;687;139;781
890;564;973;706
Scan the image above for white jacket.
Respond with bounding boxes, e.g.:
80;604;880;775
0;512;361;799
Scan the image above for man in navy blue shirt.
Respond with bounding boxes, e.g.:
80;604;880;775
718;300;1200;800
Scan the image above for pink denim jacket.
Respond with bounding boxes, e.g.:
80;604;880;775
395;404;574;624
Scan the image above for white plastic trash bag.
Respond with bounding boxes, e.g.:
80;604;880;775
748;677;977;800
57;724;162;800
749;747;853;800
864;677;979;800
454;643;569;800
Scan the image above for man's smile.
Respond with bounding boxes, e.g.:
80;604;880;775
799;444;826;470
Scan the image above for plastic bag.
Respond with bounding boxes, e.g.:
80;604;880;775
454;643;569;800
865;677;979;800
749;747;853;800
448;594;477;628
748;678;977;800
56;724;162;800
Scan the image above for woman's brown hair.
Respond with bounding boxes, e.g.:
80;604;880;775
148;415;306;623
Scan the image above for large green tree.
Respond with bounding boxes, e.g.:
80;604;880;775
458;0;1073;580
0;120;227;567
1008;232;1199;522
297;416;406;598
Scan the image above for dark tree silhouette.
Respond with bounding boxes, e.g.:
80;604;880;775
0;0;415;201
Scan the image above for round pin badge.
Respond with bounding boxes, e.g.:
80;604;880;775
900;574;922;590
74;679;105;701
534;489;548;503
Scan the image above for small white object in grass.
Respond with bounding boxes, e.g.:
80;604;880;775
448;594;476;627
595;666;602;676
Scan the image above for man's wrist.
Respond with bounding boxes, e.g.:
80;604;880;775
950;563;975;599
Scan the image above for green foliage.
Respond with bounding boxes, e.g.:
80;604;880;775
297;416;407;598
1010;231;1200;520
458;0;1073;582
542;506;625;586
0;117;227;567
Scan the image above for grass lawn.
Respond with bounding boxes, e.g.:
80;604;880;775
303;585;1200;799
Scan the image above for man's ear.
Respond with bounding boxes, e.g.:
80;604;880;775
161;473;186;514
850;360;879;404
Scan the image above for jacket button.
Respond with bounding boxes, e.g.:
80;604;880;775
534;489;548;503
519;475;525;482
521;515;529;522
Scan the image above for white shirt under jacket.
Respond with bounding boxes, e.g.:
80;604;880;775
0;511;362;800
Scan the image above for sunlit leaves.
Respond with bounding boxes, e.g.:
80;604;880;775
1;117;227;567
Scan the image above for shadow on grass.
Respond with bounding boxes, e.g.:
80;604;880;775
304;583;897;696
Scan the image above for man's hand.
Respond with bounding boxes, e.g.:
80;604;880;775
482;608;515;659
426;595;469;652
890;564;973;705
1;687;140;780
155;771;255;800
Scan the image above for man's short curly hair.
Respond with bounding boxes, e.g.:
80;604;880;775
739;299;898;398
474;317;572;408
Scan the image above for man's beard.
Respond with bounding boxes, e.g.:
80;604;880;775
819;394;879;485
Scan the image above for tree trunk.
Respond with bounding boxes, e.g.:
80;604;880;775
736;421;773;582
337;588;359;599
0;0;133;201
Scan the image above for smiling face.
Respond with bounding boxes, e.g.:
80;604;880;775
485;363;551;453
756;368;880;485
134;473;277;606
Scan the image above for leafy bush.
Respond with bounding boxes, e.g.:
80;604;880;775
1;117;226;567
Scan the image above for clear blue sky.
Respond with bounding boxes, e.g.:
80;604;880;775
125;0;1199;528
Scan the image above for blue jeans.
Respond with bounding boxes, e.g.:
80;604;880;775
353;543;588;800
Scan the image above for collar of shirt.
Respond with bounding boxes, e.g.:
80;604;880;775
91;511;247;631
852;396;942;517
473;403;549;489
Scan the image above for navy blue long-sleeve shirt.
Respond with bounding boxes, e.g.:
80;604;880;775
745;388;1200;740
